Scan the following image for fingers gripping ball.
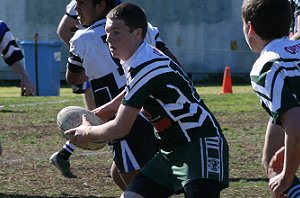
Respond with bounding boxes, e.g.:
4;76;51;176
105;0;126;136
57;106;106;150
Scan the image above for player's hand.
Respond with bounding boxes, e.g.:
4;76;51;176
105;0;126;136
64;114;92;146
269;173;290;198
268;146;285;178
20;75;35;96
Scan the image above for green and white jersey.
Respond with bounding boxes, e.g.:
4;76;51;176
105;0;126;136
250;37;300;123
122;42;223;151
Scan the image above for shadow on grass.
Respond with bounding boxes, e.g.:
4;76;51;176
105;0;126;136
0;194;116;198
230;177;268;182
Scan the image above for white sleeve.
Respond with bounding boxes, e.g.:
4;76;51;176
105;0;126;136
144;22;162;46
66;0;77;17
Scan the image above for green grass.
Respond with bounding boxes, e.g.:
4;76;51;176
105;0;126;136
0;85;273;197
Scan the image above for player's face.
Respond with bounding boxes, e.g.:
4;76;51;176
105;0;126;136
105;18;143;61
75;0;103;26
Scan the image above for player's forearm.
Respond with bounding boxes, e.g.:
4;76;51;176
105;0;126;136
11;60;30;78
88;105;139;140
282;135;300;181
279;108;300;181
65;69;88;85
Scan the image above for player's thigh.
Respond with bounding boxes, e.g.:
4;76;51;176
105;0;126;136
113;115;158;173
120;169;140;186
125;172;174;198
110;161;126;191
262;122;284;168
183;179;222;198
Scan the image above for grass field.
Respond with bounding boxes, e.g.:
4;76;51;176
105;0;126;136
0;85;273;197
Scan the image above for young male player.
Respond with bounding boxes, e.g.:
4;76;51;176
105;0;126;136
65;3;229;197
0;20;35;156
50;0;182;191
56;0;96;110
242;0;300;197
0;21;34;96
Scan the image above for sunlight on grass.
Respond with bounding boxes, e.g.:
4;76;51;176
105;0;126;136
0;85;254;97
0;86;76;97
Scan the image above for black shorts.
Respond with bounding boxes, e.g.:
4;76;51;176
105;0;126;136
111;115;159;173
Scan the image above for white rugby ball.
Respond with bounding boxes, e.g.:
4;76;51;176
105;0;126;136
57;106;106;150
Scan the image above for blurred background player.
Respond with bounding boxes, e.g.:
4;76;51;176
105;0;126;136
50;0;184;191
0;20;34;96
289;0;300;40
56;0;96;110
0;20;35;156
242;0;300;197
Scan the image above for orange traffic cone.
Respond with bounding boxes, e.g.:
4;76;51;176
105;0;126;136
221;66;233;94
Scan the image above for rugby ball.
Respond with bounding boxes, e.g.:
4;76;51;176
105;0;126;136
57;106;106;150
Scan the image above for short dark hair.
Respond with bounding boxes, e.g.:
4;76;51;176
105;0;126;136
91;0;118;16
241;0;291;40
106;3;148;39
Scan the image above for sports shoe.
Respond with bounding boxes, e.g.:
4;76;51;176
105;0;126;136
50;152;77;178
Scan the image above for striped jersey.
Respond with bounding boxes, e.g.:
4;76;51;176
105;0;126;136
121;42;224;151
68;19;168;107
0;21;23;66
250;37;300;123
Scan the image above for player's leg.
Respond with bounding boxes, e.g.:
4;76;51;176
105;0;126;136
82;87;96;111
183;179;222;198
111;161;127;191
50;140;77;178
50;81;94;178
81;81;96;111
262;122;284;177
122;173;174;198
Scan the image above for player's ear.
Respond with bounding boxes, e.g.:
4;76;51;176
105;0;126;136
247;21;256;36
134;28;143;39
96;0;106;13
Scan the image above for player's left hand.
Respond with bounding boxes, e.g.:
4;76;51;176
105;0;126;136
64;114;92;146
268;146;285;178
269;173;291;198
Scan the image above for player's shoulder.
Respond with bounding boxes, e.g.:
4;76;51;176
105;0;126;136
0;20;9;30
147;22;159;34
134;42;168;65
71;28;95;42
0;21;9;36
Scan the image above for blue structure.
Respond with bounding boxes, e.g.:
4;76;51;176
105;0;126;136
20;41;62;96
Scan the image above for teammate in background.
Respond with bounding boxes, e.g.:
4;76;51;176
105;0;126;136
0;21;34;96
290;0;300;40
56;0;96;110
65;3;229;197
50;0;183;191
241;0;300;197
0;20;35;156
